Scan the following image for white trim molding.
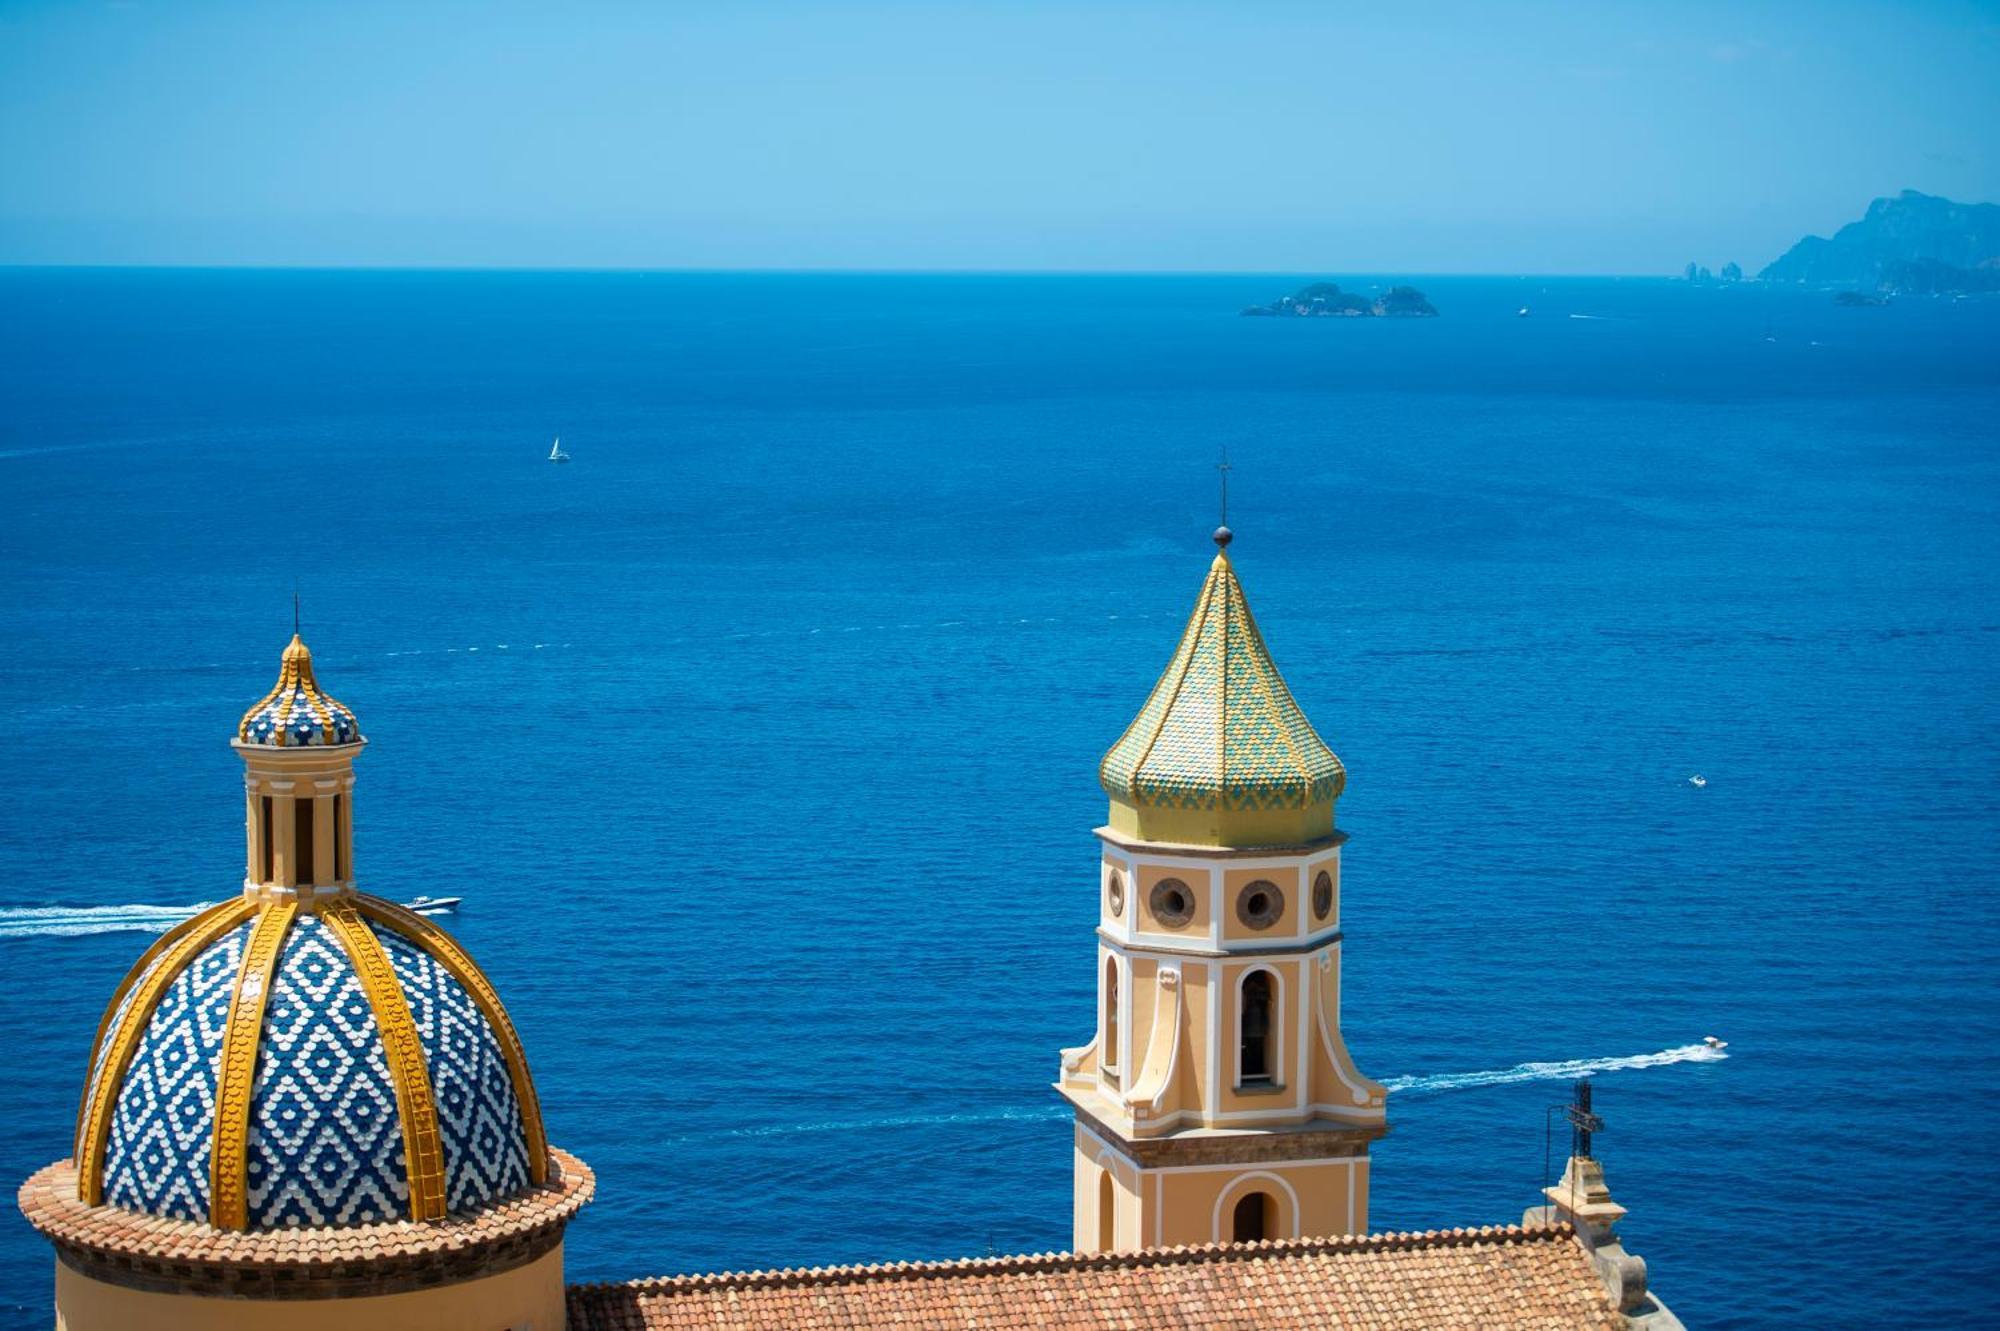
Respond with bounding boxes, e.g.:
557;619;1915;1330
1211;1170;1302;1243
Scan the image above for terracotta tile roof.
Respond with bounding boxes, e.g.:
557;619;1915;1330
567;1223;1626;1330
18;1147;591;1299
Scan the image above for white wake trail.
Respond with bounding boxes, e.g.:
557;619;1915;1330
718;1106;1069;1140
690;1046;1726;1145
0;902;209;939
1382;1043;1728;1096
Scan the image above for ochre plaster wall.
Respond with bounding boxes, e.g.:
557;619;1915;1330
53;1244;566;1331
1151;1158;1367;1248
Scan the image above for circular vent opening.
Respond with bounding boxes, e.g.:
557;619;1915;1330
1237;880;1283;930
1150;878;1195;927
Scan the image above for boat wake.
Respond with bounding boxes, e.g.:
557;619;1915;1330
688;1045;1728;1144
716;1105;1069;1141
0;902;208;939
1381;1043;1728;1097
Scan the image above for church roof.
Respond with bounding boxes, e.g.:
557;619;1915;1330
73;892;546;1230
237;633;362;747
1098;545;1344;845
566;1223;1627;1330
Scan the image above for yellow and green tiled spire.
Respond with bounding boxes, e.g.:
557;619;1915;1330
1100;534;1344;847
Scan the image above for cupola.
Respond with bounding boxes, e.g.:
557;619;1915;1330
21;628;590;1330
237;633;362;747
232;633;362;899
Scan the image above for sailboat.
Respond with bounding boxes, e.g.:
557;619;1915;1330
548;436;570;464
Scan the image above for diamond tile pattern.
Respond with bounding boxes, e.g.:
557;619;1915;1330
245;915;407;1227
88;897;536;1230
1101;552;1344;813
372;923;532;1212
102;921;253;1221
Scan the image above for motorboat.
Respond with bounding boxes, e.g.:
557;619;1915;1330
1688;774;1707;788
406;895;462;915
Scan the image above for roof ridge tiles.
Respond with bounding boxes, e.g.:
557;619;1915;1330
571;1221;1580;1297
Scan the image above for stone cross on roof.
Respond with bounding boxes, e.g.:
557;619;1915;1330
1564;1078;1605;1160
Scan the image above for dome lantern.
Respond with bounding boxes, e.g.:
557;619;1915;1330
232;632;365;901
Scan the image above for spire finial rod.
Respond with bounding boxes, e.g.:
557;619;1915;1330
1213;446;1234;549
293;584;300;637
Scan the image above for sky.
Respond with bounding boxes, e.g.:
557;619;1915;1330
1;0;1997;273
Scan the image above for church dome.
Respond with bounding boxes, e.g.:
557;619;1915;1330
237;633;362;747
73;893;547;1230
1099;542;1344;847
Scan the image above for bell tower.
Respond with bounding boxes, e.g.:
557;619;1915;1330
1057;527;1386;1252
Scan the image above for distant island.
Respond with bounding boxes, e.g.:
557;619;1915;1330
1678;261;1745;285
1242;282;1438;318
1760;190;2000;296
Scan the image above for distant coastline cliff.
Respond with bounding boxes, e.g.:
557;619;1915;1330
1760;190;2000;294
1242;281;1438;318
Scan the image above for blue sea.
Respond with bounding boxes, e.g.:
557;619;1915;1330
0;270;1995;1328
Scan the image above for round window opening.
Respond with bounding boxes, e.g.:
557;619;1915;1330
1237;880;1284;930
1312;870;1333;922
1150;878;1195;927
1107;871;1126;917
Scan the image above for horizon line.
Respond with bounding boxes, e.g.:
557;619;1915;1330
0;262;1693;280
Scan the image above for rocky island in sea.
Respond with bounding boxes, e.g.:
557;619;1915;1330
1242;281;1438;317
1761;190;2000;296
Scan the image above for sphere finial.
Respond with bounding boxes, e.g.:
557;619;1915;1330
1213;525;1233;549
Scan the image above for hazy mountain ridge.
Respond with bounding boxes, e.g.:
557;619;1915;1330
1761;190;2000;291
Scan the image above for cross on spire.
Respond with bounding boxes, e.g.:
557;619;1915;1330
1564;1078;1605;1159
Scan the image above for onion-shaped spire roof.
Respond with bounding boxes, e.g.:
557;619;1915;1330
73;893;547;1230
1099;540;1344;847
237;634;361;747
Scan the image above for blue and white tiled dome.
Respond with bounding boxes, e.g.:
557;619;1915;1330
74;894;547;1230
236;634;362;747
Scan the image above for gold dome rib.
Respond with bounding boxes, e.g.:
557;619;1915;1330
320;900;447;1222
76;897;258;1205
73;899;240;1162
358;897;549;1185
208;900;297;1230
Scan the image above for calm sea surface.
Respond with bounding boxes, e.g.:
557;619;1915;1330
0;270;1995;1328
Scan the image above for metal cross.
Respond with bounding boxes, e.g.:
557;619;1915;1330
1564;1078;1605;1159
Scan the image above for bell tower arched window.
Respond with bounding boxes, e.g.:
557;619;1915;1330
1102;958;1122;1085
1097;1169;1116;1250
1239;970;1274;1087
1232;1190;1275;1242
